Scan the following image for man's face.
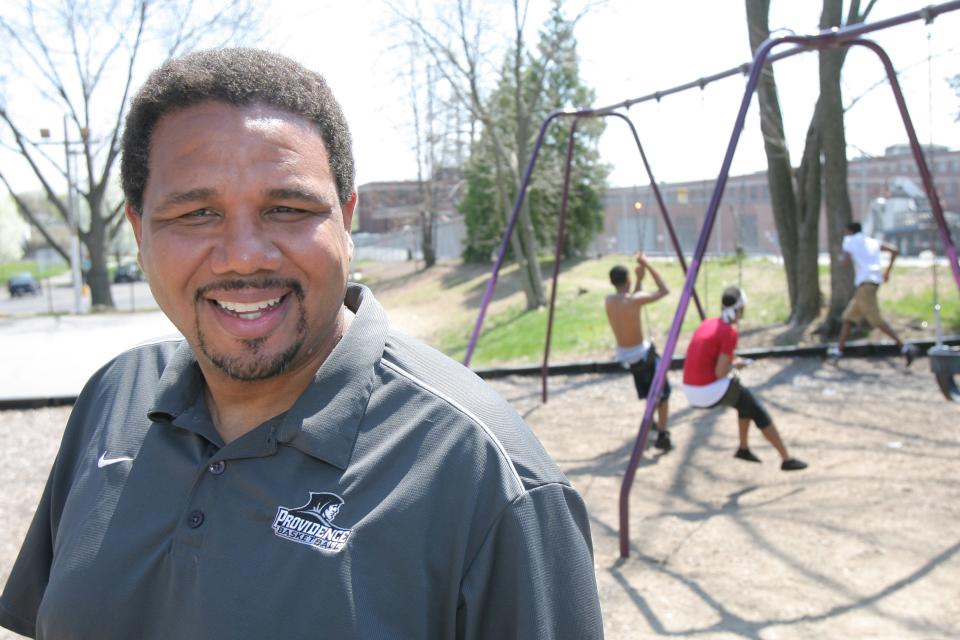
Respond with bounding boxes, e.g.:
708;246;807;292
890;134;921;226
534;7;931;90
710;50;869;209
127;101;356;383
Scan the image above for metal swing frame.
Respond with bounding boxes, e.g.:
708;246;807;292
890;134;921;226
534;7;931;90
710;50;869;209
459;0;960;557
617;2;960;558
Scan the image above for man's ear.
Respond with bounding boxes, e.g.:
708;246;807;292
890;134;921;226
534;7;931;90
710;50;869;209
342;191;357;230
125;203;143;244
342;192;358;262
124;202;144;267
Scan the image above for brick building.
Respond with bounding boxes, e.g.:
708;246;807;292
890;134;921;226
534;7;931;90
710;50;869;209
355;167;464;233
600;144;960;256
350;146;959;259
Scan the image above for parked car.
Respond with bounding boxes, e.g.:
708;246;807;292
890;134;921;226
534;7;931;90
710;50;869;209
7;272;42;297
113;263;143;283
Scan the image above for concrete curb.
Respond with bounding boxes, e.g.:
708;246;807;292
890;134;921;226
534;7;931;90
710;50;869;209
2;336;957;410
472;336;960;379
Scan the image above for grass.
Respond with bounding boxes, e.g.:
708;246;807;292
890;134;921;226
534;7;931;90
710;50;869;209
432;255;956;368
886;288;960;333
0;260;68;282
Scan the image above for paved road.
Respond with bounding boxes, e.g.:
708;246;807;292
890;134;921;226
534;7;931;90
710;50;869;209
0;278;158;316
0;310;179;402
1;276;178;402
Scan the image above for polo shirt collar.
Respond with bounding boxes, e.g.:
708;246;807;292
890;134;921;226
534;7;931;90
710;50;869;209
149;283;388;470
276;284;387;468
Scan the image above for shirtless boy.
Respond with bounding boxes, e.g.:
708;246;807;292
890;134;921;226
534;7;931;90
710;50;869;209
605;253;672;450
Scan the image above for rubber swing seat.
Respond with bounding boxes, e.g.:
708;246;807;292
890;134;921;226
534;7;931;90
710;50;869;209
928;345;960;402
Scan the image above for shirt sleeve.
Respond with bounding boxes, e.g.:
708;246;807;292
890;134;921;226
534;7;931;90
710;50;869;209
456;483;604;640
719;325;738;358
0;466;55;639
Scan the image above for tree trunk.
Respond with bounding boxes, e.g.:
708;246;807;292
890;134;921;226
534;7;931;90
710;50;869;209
819;0;856;335
511;3;546;311
85;200;115;308
514;117;546;310
491;148;537;305
746;0;801;315
794;102;824;324
420;209;436;268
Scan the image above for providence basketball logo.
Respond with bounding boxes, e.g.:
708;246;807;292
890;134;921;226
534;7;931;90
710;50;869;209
272;492;353;553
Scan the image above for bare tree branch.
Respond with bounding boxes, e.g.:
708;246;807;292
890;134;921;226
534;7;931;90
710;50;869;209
0;0;261;307
0;170;69;262
106;200;127;241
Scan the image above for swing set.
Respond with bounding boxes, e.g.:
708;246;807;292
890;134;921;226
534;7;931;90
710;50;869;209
464;1;960;557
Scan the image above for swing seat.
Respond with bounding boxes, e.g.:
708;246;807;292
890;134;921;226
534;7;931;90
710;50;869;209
928;345;960;402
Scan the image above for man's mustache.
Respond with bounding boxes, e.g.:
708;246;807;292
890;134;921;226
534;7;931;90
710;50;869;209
194;278;305;303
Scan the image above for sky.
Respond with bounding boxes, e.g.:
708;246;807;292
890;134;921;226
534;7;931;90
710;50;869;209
266;0;960;188
2;1;959;194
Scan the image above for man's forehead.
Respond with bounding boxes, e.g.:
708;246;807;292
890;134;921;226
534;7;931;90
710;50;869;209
141;101;337;210
153;100;323;145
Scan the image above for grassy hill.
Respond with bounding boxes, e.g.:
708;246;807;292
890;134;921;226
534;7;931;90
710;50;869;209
363;255;959;368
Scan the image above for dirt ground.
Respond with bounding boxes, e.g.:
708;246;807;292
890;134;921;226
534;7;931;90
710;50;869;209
1;355;958;639
489;356;960;639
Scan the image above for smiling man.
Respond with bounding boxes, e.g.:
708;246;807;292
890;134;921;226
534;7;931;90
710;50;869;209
0;49;603;639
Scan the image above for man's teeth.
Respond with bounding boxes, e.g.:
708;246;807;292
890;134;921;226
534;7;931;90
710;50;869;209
215;297;282;319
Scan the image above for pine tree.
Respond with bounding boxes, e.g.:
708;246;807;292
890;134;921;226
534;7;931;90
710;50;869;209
460;154;504;263
460;0;607;263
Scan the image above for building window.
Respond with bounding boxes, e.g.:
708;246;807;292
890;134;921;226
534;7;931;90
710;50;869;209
676;215;698;252
738;214;759;250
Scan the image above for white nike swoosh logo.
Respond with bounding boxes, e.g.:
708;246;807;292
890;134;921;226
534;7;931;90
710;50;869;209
97;452;134;468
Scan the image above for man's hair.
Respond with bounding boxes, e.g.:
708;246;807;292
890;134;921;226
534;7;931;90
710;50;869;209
121;48;355;213
721;286;744;309
846;221;862;234
609;265;628;286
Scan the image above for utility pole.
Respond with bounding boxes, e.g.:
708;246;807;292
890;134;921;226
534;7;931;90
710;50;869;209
63;116;84;314
40;119;86;314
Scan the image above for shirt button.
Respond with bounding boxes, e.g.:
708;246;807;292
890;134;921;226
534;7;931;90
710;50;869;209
208;460;225;475
188;510;205;529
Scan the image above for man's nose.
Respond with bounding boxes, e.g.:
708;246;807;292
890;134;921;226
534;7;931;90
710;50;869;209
210;215;282;275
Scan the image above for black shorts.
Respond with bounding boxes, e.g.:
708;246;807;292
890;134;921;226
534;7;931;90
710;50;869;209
711;377;772;429
629;349;671;403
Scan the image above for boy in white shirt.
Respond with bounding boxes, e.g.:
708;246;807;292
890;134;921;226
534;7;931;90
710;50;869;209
827;222;916;365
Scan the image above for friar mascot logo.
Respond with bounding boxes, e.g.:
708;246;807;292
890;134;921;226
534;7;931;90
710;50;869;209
272;492;353;553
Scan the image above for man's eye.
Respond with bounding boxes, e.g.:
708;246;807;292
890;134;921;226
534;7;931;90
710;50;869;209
184;208;215;219
268;206;311;219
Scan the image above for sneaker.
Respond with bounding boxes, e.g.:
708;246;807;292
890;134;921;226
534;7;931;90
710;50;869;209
734;448;761;463
654;429;673;451
826;345;843;359
781;458;808;471
901;344;917;367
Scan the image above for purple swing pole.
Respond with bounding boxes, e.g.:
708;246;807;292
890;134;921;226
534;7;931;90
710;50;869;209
542;119;581;403
464;110;572;366
618;1;960;559
848;38;960;292
617;37;770;555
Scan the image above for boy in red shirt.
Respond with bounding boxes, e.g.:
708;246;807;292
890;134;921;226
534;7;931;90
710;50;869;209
682;287;806;471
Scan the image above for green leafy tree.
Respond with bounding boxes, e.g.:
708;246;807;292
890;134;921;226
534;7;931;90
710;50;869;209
461;1;607;264
528;3;607;257
460;154;503;263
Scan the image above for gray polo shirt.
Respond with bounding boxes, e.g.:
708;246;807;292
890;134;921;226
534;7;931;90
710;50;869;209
1;284;603;639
